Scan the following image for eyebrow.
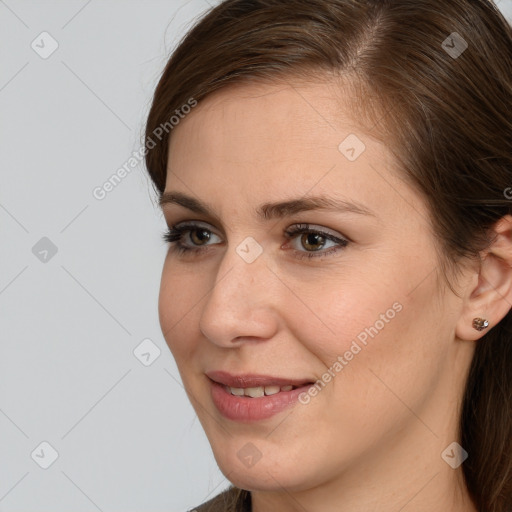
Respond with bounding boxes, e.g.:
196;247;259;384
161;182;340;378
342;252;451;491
159;191;376;220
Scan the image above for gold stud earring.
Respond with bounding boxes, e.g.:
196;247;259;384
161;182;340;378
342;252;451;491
472;317;489;331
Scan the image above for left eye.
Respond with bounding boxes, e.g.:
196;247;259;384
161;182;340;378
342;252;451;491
282;223;349;259
162;222;349;260
286;229;338;252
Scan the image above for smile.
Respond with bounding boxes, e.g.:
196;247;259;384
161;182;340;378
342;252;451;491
206;371;315;422
224;384;299;397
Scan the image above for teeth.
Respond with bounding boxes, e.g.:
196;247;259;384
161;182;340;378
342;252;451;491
245;387;264;398
225;384;297;397
263;385;280;395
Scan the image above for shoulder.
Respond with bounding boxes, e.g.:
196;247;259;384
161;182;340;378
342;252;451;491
188;486;251;512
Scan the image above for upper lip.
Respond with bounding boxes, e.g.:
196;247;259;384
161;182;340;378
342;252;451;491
206;370;314;388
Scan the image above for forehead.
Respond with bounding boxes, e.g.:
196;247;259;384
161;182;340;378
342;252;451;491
165;79;424;224
169;79;372;174
170;78;359;155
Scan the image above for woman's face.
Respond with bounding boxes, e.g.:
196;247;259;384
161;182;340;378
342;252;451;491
158;79;474;497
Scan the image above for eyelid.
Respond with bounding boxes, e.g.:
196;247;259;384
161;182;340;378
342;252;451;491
172;219;215;230
285;223;350;242
169;219;221;235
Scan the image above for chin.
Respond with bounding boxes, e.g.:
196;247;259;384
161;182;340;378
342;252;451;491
221;467;296;493
213;449;310;492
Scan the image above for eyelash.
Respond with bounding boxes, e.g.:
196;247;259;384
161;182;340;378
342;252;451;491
161;222;349;260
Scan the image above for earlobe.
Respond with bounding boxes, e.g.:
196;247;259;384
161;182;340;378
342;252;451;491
456;270;491;341
455;215;512;341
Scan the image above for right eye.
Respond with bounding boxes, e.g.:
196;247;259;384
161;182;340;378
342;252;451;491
162;222;222;255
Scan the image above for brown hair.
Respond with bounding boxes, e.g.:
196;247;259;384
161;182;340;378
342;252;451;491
144;1;512;510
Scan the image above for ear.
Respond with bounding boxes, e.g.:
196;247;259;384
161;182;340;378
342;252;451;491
456;215;512;341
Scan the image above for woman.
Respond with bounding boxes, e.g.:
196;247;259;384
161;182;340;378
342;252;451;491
144;0;512;510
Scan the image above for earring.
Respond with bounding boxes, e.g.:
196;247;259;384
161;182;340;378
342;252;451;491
472;317;489;331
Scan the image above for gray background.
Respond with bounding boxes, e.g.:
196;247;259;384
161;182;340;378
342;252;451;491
1;1;511;511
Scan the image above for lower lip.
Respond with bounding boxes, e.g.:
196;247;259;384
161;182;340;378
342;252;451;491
209;379;313;422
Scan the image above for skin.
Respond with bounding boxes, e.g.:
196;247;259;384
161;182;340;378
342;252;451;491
158;78;512;512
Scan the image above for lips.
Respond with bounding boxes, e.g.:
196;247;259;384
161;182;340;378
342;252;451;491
206;370;316;422
206;370;313;388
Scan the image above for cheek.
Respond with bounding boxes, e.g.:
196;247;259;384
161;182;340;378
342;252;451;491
158;259;202;361
322;282;448;429
287;258;447;413
277;265;406;367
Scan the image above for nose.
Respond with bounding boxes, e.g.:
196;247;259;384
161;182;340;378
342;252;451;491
198;240;280;347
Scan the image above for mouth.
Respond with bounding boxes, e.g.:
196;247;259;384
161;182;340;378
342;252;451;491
206;370;315;422
206;370;314;393
222;383;306;398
